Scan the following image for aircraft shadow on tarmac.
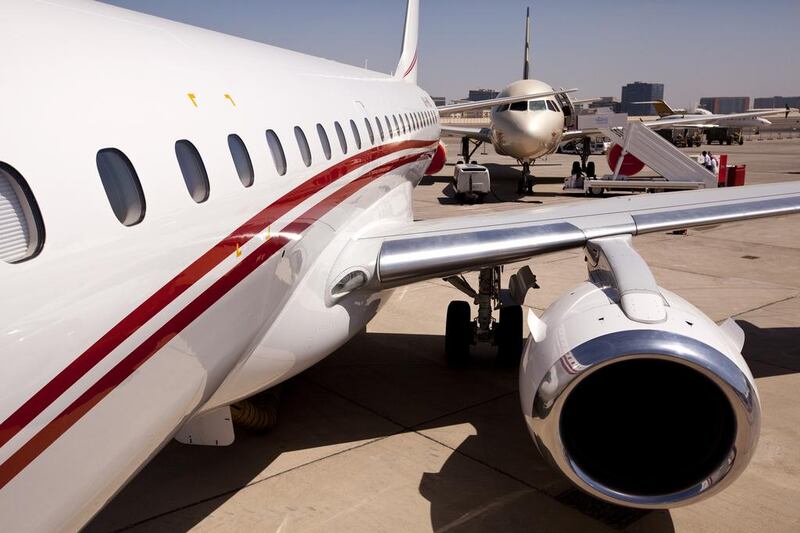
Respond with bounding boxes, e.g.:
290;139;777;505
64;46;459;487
87;321;797;532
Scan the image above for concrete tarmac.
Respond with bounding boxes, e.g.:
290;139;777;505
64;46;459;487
88;138;800;533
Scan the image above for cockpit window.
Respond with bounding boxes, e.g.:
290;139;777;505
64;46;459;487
497;104;510;112
529;100;547;111
510;101;528;111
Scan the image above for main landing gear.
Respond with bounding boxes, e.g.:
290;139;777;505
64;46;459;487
517;161;535;195
444;265;538;366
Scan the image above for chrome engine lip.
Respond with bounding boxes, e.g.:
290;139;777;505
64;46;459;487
530;329;760;509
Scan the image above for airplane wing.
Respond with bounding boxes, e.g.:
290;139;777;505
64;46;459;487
643;108;788;129
437;89;577;115
334;182;800;288
439;125;493;143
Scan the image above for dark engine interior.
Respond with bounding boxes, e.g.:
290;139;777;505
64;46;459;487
560;358;736;496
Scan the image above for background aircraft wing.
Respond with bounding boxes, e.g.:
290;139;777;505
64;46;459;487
437;89;577;115
338;182;800;287
439;125;493;143
643;108;789;128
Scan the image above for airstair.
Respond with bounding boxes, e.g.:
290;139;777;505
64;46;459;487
567;116;717;194
605;121;716;186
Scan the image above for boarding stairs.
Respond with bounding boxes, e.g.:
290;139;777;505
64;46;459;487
603;121;716;188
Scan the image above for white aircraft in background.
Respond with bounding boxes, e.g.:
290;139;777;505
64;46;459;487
1;1;799;530
641;98;785;128
441;9;790;192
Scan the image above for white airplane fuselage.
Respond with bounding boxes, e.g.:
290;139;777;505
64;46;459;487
489;80;566;162
0;1;437;529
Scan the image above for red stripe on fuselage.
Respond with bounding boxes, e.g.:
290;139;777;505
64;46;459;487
0;140;435;456
0;150;430;489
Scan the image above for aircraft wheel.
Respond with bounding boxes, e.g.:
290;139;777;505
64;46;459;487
445;301;472;366
496;305;523;366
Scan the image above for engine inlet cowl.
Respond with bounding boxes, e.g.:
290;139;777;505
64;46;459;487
527;329;759;508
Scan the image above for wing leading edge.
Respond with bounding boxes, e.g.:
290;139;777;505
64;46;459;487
338;182;800;288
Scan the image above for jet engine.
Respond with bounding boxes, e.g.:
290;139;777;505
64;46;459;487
519;236;760;508
426;141;447;175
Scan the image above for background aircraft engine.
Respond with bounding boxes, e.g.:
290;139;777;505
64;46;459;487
426;141;447;175
519;280;761;509
606;143;645;176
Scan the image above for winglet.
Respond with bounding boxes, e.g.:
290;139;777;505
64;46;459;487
395;0;420;84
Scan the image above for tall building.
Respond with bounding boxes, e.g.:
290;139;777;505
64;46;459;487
620;82;664;116
431;96;447;107
699;97;750;114
754;96;800;109
467;89;499;101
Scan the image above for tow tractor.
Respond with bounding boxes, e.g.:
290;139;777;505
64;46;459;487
452;162;491;204
706;127;744;145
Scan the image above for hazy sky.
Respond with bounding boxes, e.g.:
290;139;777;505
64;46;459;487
102;0;799;108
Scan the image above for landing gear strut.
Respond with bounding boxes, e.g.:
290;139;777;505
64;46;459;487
460;137;483;164
517;160;535;195
444;266;528;366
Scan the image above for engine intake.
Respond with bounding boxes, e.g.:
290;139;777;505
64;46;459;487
519;238;760;508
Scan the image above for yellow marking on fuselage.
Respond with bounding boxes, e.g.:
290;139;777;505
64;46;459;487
187;93;198;107
224;93;237;107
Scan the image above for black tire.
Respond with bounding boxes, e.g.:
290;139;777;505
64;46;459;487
497;305;523;366
445;301;471;365
726;139;732;145
455;192;465;204
476;193;485;204
739;139;744;145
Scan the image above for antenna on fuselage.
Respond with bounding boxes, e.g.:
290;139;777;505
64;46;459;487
523;7;531;80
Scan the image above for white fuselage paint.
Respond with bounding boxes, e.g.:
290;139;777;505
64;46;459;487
489;80;566;162
0;1;437;530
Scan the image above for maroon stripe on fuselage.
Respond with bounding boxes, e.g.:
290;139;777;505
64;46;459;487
0;150;431;489
0;140;435;452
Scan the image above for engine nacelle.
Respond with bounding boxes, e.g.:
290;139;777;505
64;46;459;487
426;141;447;175
519;237;760;509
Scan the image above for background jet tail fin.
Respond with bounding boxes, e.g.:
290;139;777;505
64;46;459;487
523;7;531;79
395;0;419;84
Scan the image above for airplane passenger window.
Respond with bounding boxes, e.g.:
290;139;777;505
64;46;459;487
295;126;312;167
385;116;393;138
334;121;348;154
399;115;406;134
266;129;287;176
364;118;375;145
317;124;332;160
350;120;362;150
393;115;400;136
529;100;546;111
0;163;45;262
175;140;210;203
376;117;386;141
95;148;146;226
227;134;254;187
412;113;418;130
510;101;528;111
